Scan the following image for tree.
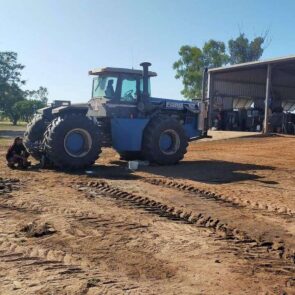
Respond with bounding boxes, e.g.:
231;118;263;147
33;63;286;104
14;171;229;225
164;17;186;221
202;40;229;68
173;40;228;99
173;46;204;99
228;33;265;64
0;52;25;87
0;52;26;124
12;99;45;123
173;33;267;99
3;86;25;125
0;51;49;124
25;86;49;105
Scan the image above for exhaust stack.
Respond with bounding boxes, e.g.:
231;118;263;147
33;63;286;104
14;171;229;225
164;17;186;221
140;62;151;98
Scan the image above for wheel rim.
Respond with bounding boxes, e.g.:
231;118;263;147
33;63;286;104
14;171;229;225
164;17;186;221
159;129;180;155
64;128;92;158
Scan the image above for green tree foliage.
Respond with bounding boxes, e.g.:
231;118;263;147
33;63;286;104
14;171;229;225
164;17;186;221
3;86;25;125
25;86;49;105
228;33;265;64
0;52;25;124
174;33;267;99
202;40;229;68
173;46;204;99
12;99;45;123
0;51;48;124
173;40;229;99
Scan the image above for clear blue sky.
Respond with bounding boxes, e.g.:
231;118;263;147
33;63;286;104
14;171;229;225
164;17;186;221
1;0;295;103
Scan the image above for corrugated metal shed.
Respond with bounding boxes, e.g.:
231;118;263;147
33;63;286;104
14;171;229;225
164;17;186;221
208;55;295;111
207;56;295;133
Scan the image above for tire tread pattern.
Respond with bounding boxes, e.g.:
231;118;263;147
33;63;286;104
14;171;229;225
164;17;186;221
23;114;48;160
142;116;188;165
44;113;101;169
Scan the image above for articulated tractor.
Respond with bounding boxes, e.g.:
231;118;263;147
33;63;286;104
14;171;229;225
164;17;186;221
24;62;208;169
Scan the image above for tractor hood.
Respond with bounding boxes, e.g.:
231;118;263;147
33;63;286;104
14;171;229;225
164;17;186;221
149;97;200;112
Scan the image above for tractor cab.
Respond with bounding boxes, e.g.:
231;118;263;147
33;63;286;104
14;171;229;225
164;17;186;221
88;64;157;118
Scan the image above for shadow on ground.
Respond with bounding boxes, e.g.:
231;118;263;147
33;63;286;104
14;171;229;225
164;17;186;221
21;159;276;185
139;160;277;184
68;164;142;180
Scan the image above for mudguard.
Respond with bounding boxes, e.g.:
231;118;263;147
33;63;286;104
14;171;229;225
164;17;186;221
51;104;88;115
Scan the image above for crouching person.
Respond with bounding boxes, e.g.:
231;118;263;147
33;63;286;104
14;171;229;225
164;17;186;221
6;137;31;169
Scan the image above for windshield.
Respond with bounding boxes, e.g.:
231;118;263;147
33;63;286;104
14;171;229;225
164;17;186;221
92;75;151;99
92;76;118;98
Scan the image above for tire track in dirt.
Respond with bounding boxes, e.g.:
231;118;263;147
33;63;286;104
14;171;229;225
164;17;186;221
0;177;21;195
0;211;91;269
0;179;148;294
0;197;96;218
135;178;295;262
74;182;295;293
75;180;295;271
0;194;149;247
0;198;99;240
0;196;148;240
0;214;87;293
2;176;294;293
143;178;295;217
0;207;147;294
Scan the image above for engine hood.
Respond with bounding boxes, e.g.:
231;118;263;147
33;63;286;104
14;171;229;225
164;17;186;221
149;97;199;111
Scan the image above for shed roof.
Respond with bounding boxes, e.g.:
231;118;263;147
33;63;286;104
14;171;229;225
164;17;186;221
89;67;157;77
209;55;295;73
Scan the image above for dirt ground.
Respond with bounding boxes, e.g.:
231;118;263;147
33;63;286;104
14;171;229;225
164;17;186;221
0;131;294;294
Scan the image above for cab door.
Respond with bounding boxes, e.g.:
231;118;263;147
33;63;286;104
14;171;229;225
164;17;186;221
111;75;149;152
117;74;139;118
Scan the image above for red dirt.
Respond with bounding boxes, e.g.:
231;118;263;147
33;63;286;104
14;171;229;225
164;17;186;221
0;133;294;294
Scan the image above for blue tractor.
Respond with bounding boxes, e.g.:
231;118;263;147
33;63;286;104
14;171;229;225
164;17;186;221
24;62;208;169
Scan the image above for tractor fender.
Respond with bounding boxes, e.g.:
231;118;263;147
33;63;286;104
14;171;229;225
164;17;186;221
36;106;54;120
52;105;88;116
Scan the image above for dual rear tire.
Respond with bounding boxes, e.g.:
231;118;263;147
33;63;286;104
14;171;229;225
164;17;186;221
44;114;102;169
119;117;188;165
142;117;188;165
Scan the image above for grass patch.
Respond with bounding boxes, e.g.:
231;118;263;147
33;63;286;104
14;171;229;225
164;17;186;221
0;121;27;131
0;138;12;147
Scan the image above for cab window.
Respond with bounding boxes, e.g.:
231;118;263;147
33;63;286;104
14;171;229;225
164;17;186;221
92;76;118;98
121;77;137;102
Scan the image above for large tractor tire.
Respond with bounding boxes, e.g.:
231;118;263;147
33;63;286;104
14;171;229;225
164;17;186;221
119;151;145;161
142;117;188;165
23;114;48;160
44;113;101;169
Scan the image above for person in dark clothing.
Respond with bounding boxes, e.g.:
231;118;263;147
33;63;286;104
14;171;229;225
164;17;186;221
6;137;30;168
105;80;115;97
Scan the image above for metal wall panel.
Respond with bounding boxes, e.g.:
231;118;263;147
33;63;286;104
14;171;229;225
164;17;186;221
273;86;295;101
213;79;265;98
213;68;266;84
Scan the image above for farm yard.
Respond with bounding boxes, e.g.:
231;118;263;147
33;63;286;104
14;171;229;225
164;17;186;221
0;129;294;294
2;1;295;294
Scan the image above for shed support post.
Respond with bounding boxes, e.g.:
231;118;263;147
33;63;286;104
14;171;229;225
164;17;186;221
263;64;272;134
207;72;212;129
199;68;208;133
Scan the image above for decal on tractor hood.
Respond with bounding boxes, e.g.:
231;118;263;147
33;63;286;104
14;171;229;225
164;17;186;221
165;101;197;110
